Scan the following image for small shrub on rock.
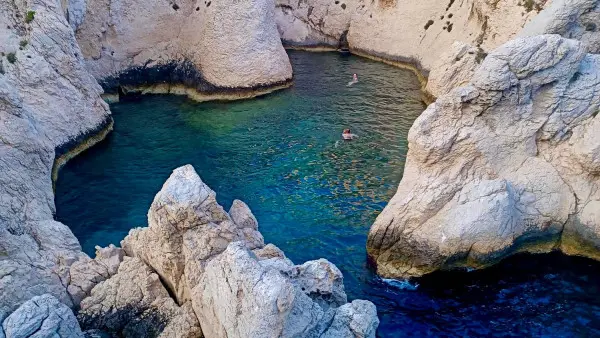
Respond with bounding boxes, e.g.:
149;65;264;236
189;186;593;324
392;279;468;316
25;10;35;23
6;52;16;64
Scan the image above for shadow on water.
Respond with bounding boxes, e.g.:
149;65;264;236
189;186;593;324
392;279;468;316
55;51;600;337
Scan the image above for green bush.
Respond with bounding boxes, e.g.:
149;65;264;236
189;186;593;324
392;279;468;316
7;52;16;64
25;10;35;23
19;40;28;48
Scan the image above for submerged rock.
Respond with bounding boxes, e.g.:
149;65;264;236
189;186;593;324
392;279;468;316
367;34;600;279
2;294;84;338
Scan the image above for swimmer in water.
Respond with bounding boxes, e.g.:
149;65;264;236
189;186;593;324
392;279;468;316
342;129;358;140
347;73;358;86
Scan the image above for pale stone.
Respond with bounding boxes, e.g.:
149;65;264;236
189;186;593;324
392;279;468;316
75;0;292;90
2;294;84;338
78;257;202;337
367;35;600;278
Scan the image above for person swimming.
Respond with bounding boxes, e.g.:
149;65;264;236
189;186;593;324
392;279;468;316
342;129;358;140
347;73;358;86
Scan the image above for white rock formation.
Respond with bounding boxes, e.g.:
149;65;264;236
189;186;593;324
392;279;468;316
0;0;111;320
367;34;600;279
275;0;357;48
75;0;292;97
2;294;84;338
520;0;600;53
78;257;202;337
425;41;486;98
117;165;379;337
67;245;124;305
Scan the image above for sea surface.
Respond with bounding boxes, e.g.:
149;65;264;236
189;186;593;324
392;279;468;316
55;51;600;337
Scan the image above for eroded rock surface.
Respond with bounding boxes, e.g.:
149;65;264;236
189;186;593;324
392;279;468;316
2;294;84;338
367;34;600;279
78;256;201;337
0;0;111;319
76;0;292;97
116;165;379;337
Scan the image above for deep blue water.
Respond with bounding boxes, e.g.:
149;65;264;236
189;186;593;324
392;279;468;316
56;51;600;337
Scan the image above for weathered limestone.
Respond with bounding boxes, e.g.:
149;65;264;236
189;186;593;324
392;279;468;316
0;0;111;319
117;165;378;337
367;34;600;279
75;0;292;99
275;0;357;48
520;0;600;53
425;42;486;98
67;245;124;305
2;294;84;338
78;257;202;337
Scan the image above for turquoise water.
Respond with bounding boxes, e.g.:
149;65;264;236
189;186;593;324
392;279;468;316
56;51;600;337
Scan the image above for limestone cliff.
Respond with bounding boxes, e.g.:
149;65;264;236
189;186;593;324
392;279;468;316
75;0;293;100
0;0;111;320
276;0;548;71
366;34;600;279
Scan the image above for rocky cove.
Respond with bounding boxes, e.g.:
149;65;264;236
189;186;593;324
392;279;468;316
1;0;600;337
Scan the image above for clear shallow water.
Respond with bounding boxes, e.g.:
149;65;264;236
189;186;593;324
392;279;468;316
56;51;600;337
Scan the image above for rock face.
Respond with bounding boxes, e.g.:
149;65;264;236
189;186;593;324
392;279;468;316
367;34;600;279
0;0;111;320
78;257;202;337
520;0;600;53
75;0;293;98
275;0;356;48
115;165;379;337
276;0;548;71
2;294;84;338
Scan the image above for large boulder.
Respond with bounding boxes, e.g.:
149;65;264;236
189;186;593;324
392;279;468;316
193;242;378;338
2;294;84;338
367;35;600;278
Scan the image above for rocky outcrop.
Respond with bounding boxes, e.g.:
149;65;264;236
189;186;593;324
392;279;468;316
520;0;600;53
75;0;293;100
106;165;379;337
78;256;202;337
2;294;84;338
67;245;124;305
0;0;111;320
367;34;600;279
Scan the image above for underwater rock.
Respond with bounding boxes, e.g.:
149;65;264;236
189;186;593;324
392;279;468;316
367;34;600;278
2;294;84;338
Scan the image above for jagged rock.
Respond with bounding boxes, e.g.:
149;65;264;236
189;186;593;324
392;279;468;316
426;42;486;98
75;0;292;96
320;300;379;338
193;242;378;338
2;294;84;338
118;165;378;337
68;245;125;305
121;165;264;303
520;0;600;53
367;35;600;278
77;257;202;337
